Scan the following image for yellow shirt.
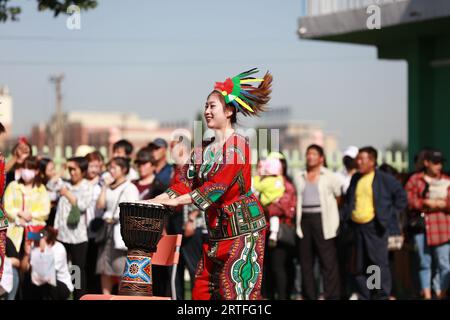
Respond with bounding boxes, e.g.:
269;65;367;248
352;171;375;224
5;181;51;252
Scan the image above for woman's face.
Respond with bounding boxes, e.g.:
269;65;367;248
45;161;56;179
87;160;102;180
204;93;233;129
109;161;126;180
137;161;154;179
67;161;84;184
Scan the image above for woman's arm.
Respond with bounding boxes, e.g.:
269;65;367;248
156;193;192;207
20;242;32;273
96;185;108;210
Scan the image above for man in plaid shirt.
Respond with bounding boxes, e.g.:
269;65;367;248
405;149;450;300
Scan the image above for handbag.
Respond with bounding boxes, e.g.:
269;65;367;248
277;223;296;247
94;221;110;244
94;183;128;244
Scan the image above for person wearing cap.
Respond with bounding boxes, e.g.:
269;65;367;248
133;147;165;200
342;146;407;300
337;146;359;195
148;138;174;190
405;149;450;300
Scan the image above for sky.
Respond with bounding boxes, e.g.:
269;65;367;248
0;0;407;151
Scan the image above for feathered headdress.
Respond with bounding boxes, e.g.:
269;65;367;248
214;68;272;117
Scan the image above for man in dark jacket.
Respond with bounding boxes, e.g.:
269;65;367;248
342;146;407;300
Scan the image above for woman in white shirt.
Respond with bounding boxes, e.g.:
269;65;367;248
96;157;139;295
54;157;93;299
20;226;74;300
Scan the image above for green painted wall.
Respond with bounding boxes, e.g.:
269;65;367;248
379;35;450;171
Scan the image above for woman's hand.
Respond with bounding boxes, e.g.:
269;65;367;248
24;241;32;256
60;186;69;197
103;174;114;187
19;211;32;222
184;220;195;238
153;198;180;207
424;199;446;210
153;198;179;207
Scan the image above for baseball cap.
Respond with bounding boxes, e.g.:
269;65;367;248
148;138;168;149
343;146;359;159
425;150;446;164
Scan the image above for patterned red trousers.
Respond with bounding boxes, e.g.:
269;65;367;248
192;230;265;300
0;229;6;281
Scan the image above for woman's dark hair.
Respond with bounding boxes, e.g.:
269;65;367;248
306;144;328;168
113;139;133;157
11;139;32;157
38;157;53;185
109;157;131;175
67;156;89;174
414;148;432;173
19;156;43;187
343;155;358;171
43;226;58;246
86;151;104;163
280;157;294;184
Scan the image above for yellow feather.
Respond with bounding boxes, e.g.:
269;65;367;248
235;97;254;113
240;78;264;84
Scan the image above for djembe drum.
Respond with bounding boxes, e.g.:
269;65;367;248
118;202;170;296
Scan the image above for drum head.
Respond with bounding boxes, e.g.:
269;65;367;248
119;201;165;209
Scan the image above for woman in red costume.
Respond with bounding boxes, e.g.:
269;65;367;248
149;68;272;300
0;123;8;282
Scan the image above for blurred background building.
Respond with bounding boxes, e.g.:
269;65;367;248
30;111;188;155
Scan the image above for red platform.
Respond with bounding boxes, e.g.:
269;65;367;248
80;294;171;300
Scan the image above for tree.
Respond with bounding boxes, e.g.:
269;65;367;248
0;0;97;22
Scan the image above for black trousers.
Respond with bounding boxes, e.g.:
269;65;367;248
22;272;71;300
353;220;391;300
298;214;341;300
86;238;101;294
267;243;295;300
62;241;88;300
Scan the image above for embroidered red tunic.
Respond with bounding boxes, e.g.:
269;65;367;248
166;133;266;240
0;155;8;281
